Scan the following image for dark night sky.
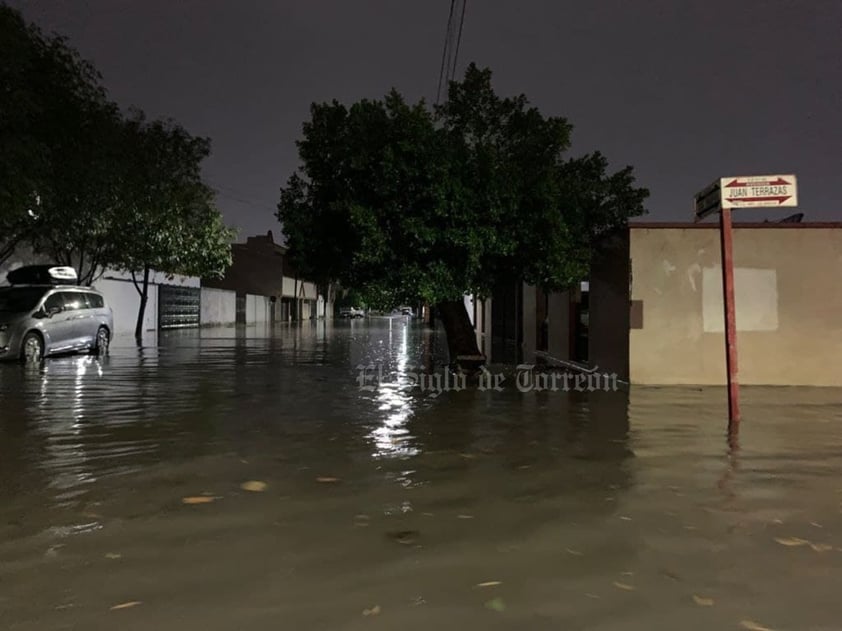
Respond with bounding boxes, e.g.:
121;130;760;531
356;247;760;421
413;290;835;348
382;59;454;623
9;0;842;239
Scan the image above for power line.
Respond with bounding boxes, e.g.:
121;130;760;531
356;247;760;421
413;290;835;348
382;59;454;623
450;0;467;84
435;0;457;105
435;1;468;105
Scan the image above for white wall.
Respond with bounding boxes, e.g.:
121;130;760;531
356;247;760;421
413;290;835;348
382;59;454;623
93;269;200;337
201;287;236;327
464;295;475;326
282;276;296;297
100;268;200;288
93;278;158;337
300;281;317;299
246;294;271;325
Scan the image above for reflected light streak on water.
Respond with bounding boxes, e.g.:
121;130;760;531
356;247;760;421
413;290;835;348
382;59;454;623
369;319;419;459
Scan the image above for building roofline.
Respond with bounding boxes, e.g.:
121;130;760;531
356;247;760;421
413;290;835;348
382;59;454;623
629;221;842;229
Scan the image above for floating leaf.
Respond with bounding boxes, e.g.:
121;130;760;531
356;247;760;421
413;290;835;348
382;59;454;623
182;496;216;505
104;553;122;560
740;620;777;631
774;537;809;547
693;595;714;606
613;582;635;591
316;476;340;483
110;601;142;610
565;548;583;556
476;581;502;588
240;480;267;492
484;597;506;612
810;543;833;552
362;605;381;616
387;530;419;545
457;514;474;520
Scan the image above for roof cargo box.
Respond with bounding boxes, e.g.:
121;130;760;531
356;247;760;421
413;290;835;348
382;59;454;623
6;265;78;286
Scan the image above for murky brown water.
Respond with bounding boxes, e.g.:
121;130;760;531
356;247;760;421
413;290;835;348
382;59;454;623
1;318;841;630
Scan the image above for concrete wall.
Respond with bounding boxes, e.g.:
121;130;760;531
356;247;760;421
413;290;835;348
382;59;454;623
299;281;317;299
282;276;296;297
93;270;199;337
93;277;157;336
464;295;475;326
626;224;842;386
245;294;271;325
471;296;492;359
201;287;236;327
99;269;200;289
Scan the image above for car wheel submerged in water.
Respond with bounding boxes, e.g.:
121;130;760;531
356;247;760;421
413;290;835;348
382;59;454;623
21;332;44;363
92;326;110;356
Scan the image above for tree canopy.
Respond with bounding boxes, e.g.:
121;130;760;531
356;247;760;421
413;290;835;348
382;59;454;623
278;64;648;358
278;65;648;303
0;5;233;309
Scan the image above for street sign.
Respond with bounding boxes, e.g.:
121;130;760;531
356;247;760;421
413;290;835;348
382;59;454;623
691;172;799;432
720;174;797;209
694;180;721;222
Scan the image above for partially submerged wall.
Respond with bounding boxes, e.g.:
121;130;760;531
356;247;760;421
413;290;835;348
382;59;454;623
627;224;842;386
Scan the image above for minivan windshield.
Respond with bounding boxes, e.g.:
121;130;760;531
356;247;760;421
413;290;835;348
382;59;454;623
0;287;47;314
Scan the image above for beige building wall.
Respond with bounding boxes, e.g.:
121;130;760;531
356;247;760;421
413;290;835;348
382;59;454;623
629;225;842;386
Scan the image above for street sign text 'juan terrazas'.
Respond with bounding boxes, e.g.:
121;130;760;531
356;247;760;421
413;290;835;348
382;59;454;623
720;175;798;209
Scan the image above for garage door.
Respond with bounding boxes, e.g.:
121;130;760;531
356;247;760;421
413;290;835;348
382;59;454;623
158;285;201;329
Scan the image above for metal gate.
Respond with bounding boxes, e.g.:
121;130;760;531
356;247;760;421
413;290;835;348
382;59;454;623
158;285;201;329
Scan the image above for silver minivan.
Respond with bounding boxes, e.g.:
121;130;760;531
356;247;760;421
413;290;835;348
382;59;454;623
0;266;113;363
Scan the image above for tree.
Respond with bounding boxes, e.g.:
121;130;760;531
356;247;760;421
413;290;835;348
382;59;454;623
278;64;648;364
113;114;234;339
0;4;125;280
30;104;131;284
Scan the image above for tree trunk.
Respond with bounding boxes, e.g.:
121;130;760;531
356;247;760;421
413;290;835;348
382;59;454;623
436;299;484;367
134;266;150;342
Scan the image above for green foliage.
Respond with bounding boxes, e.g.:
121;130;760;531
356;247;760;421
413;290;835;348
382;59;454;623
113;113;234;281
278;64;648;308
0;4;110;267
0;5;234;285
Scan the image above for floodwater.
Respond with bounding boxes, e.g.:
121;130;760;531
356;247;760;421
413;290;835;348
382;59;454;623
1;318;841;631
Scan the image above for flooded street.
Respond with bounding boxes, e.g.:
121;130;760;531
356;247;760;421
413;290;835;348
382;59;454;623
1;319;841;630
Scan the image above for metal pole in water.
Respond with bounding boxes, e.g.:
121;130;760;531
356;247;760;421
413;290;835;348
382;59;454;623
719;207;740;428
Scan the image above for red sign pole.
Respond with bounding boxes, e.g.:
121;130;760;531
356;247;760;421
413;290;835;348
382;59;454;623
719;207;740;428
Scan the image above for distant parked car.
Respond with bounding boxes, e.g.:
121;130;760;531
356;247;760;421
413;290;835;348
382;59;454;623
0;265;113;363
339;306;365;319
398;306;414;316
